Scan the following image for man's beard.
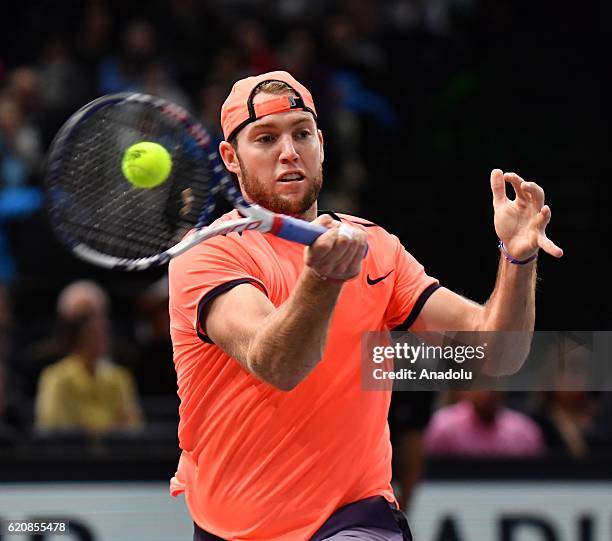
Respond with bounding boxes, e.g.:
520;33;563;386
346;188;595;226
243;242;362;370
238;156;323;217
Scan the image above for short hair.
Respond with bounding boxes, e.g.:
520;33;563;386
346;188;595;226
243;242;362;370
253;80;295;96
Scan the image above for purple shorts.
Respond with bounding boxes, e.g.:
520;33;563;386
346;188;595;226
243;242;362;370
193;496;412;541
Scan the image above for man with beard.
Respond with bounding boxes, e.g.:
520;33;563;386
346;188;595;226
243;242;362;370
168;71;562;541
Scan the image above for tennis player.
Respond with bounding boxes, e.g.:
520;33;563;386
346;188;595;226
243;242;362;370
168;71;562;541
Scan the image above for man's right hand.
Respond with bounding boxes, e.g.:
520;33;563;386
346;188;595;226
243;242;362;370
205;214;368;390
303;214;368;283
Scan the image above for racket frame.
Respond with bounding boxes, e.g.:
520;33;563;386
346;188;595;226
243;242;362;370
45;92;327;271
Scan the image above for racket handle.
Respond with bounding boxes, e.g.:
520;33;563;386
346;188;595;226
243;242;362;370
275;215;327;245
275;216;369;256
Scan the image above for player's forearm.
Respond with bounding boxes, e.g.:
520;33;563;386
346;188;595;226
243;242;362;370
481;257;536;330
246;269;341;390
478;257;537;374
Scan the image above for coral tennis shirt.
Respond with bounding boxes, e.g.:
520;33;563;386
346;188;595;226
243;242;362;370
168;210;439;541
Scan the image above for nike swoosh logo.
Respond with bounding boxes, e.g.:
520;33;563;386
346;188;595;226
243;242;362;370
367;270;394;285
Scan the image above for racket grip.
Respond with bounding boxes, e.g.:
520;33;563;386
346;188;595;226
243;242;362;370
275;216;369;256
275;216;327;245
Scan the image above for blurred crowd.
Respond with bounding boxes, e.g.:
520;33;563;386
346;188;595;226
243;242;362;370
0;0;606;506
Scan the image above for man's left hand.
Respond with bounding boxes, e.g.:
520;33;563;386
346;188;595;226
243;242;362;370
491;169;563;260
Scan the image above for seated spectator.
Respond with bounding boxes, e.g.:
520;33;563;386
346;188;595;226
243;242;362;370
531;379;594;457
425;391;544;457
19;277;138;396
35;281;142;433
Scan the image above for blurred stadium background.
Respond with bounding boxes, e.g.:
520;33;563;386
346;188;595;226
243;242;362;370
0;0;605;540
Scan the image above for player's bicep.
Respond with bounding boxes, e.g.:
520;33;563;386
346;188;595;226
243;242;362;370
411;286;482;332
203;283;276;366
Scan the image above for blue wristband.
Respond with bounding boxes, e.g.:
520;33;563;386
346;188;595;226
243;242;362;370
498;240;538;265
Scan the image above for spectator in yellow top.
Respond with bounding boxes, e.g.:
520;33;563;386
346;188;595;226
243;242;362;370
35;280;142;432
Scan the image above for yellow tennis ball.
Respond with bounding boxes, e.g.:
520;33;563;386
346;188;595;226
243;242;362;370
121;142;172;189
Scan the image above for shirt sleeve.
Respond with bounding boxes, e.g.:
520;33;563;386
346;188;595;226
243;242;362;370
384;235;439;330
168;233;267;340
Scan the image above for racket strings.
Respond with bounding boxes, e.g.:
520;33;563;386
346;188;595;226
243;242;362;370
47;100;215;260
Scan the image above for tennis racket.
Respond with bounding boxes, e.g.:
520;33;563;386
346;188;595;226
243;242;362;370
43;92;331;271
